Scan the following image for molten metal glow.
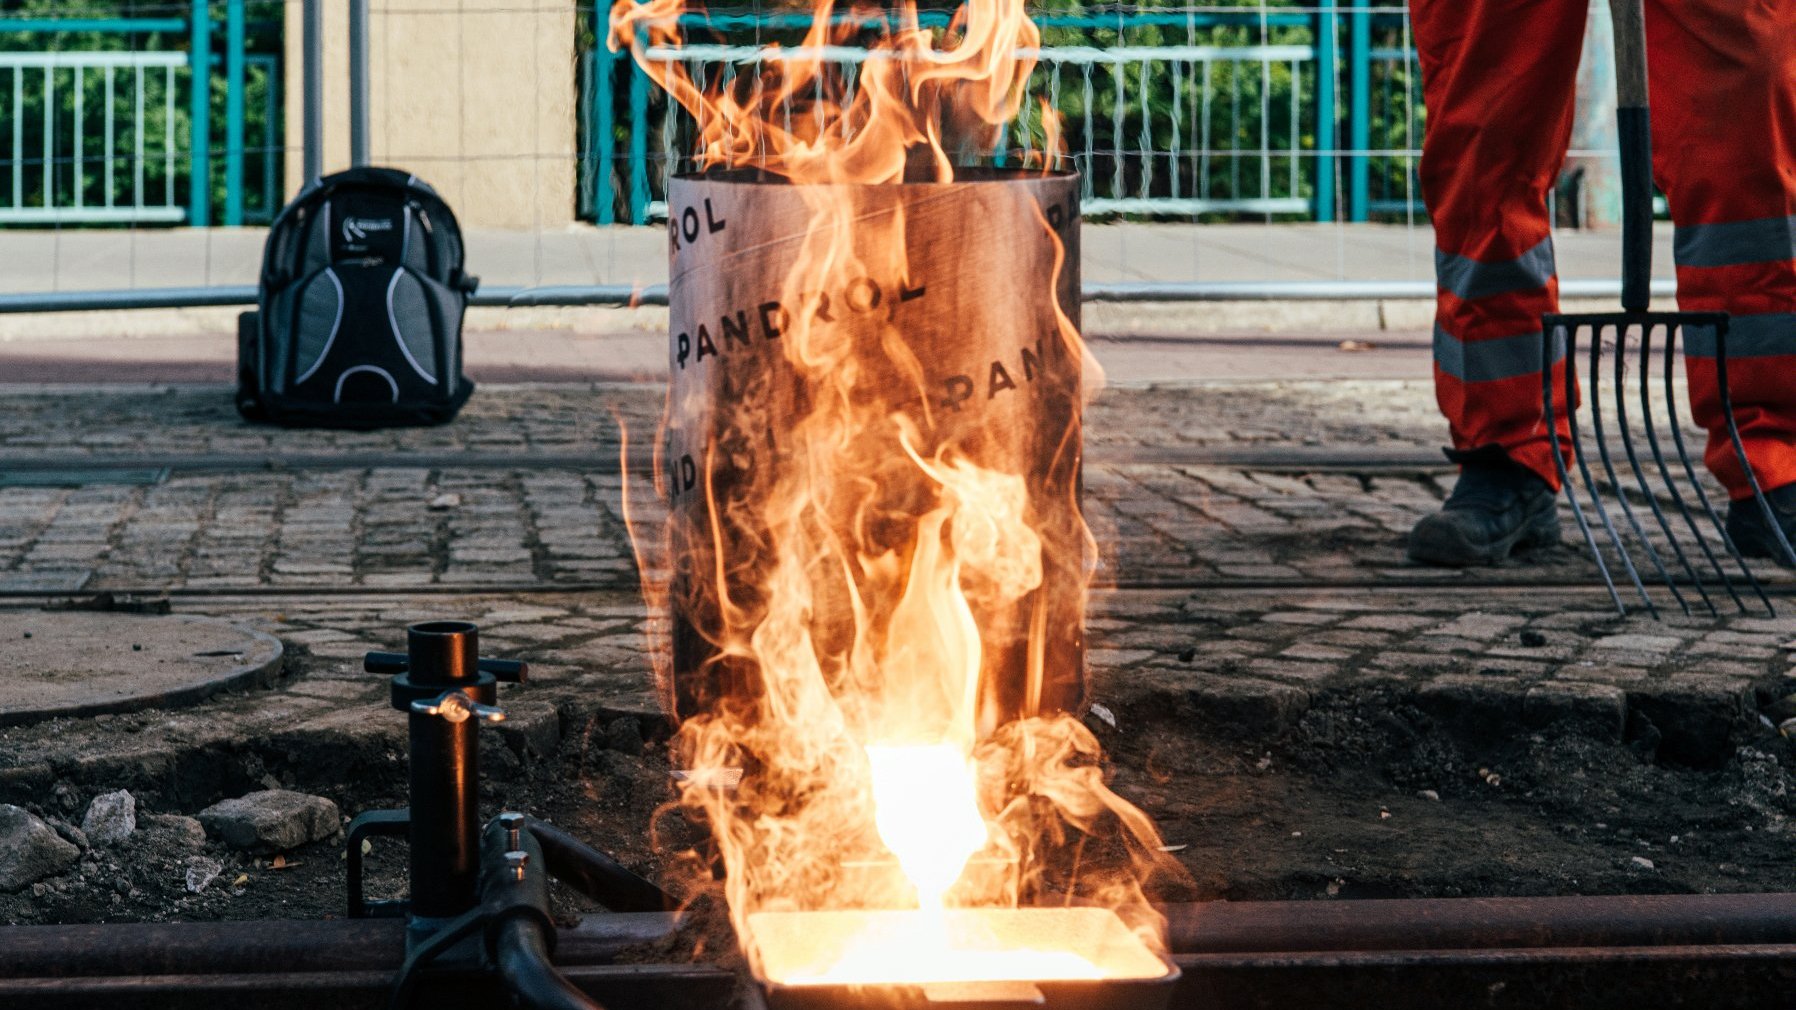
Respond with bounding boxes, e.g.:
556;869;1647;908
749;908;1173;987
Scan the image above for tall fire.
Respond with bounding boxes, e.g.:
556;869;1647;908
610;0;1179;998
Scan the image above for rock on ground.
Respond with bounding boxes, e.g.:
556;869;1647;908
81;789;137;845
605;716;644;756
196;790;340;854
0;804;80;891
46;818;88;852
184;856;223;894
141;813;207;850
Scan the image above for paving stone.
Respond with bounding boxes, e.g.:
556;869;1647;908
1276;643;1354;663
1555;664;1650;684
1591;633;1685;654
1088;648;1157;669
1248;658;1337;682
197;790;341;854
1179;639;1263;659
1412;636;1485;655
1523;682;1627;740
1416;675;1525;735
1366;651;1454;673
1630;679;1755;767
1421;613;1526;641
1699;629;1784;647
1308;629;1397;649
1260;611;1340;626
1462;659;1555;679
498;701;564;759
1180;674;1310;736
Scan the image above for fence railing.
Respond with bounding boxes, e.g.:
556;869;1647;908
0;51;188;224
0;6;283;227
1035;42;1315;217
580;6;1423;226
1361;40;1421;217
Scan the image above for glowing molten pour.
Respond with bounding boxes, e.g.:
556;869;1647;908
865;743;989;910
748;907;1171;988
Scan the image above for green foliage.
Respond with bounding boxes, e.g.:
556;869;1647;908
579;0;1424;223
0;0;285;224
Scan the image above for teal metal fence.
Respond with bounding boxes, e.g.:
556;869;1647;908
580;4;1422;226
0;3;282;227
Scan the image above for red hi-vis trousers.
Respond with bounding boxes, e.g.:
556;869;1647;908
1415;0;1796;499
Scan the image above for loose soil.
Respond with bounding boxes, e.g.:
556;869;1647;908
5;647;1791;929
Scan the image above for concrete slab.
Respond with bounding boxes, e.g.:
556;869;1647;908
0;612;283;726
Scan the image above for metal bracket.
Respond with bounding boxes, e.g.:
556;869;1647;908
346;808;411;919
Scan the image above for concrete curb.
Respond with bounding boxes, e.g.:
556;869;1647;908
0;297;1658;342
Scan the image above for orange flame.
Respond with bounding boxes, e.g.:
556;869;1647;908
612;0;1178;985
610;0;1042;186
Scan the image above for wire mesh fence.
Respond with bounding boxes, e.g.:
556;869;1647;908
580;6;1433;226
0;1;1638;306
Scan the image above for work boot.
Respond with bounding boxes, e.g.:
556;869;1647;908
1725;482;1796;567
1407;461;1561;566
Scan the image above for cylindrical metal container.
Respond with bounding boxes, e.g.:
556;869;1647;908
664;168;1085;730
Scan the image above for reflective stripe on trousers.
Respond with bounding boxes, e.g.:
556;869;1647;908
1414;0;1796;498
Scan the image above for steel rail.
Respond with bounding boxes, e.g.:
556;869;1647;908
1161;894;1796;952
0;278;1682;315
0;445;1452;475
0;895;1791;1008
1;894;1789;960
0;577;1792;603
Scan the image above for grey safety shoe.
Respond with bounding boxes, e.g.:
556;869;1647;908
1408;463;1561;566
1725;482;1796;567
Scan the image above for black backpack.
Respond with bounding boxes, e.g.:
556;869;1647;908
238;166;478;427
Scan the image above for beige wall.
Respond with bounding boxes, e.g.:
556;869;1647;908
283;0;577;229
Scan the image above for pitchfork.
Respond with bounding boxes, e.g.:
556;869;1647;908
1541;0;1796;618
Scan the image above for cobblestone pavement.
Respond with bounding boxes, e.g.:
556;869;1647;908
0;379;1788;740
0;382;1783;593
0;378;1789;763
4;378;1794;911
1;585;1787;814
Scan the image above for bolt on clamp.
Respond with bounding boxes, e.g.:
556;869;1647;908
411;690;507;724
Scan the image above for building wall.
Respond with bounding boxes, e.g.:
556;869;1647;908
283;0;577;229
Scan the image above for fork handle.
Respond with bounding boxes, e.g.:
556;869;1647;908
1611;0;1652;311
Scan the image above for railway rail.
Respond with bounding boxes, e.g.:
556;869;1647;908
2;895;1792;1009
0;580;1790;602
0;444;1453;475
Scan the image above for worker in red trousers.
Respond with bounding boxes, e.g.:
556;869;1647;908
1405;0;1796;566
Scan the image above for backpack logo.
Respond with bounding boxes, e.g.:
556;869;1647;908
342;216;396;243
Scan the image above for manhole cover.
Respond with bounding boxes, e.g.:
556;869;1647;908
0;612;284;726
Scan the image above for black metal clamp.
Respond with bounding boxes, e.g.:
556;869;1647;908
347;621;528;922
344;619;672;1010
385;811;563;1010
